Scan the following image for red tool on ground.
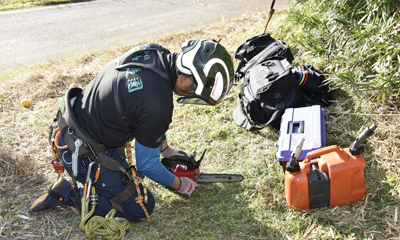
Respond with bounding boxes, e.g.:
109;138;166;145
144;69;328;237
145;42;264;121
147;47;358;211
161;149;244;183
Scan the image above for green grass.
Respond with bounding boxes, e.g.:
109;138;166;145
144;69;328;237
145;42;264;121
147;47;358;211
1;1;400;239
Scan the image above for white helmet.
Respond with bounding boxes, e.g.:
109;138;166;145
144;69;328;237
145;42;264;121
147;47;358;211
176;39;234;105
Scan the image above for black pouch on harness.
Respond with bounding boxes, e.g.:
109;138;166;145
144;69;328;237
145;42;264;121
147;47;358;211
234;33;294;81
233;57;305;131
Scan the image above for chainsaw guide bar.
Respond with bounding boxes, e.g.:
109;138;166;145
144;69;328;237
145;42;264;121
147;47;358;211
194;173;244;183
161;149;244;183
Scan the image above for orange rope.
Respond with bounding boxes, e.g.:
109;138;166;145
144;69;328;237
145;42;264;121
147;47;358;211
54;131;68;149
125;142;150;221
53;122;68;149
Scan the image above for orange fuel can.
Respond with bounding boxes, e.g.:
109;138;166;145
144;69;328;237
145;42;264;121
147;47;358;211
285;145;367;210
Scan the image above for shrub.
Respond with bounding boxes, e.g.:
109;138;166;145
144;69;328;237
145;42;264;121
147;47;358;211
278;0;400;103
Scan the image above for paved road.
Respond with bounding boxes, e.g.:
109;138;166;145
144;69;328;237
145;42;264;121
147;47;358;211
0;0;289;72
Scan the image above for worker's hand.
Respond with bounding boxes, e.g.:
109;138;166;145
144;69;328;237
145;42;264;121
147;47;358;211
161;146;189;160
176;177;198;198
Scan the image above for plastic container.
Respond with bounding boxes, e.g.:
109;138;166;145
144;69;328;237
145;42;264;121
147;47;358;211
277;105;326;171
285;145;367;210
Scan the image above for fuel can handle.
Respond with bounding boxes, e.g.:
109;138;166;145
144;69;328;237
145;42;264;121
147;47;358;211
304;145;347;163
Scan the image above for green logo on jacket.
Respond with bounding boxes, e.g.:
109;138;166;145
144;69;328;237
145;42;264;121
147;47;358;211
127;77;143;92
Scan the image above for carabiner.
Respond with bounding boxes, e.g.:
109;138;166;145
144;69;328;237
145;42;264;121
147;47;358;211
86;178;92;198
83;161;96;196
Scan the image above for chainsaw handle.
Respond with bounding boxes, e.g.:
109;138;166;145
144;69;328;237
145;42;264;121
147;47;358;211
161;149;206;170
304;145;347;163
197;149;206;162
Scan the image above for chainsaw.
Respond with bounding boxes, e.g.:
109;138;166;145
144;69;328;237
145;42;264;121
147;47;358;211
161;149;244;183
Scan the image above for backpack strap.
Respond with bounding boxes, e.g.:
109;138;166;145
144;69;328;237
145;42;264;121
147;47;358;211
236;41;286;79
112;57;129;127
112;47;172;128
116;62;171;83
117;46;172;83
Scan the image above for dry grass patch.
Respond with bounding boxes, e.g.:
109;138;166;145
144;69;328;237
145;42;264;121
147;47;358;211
0;0;92;11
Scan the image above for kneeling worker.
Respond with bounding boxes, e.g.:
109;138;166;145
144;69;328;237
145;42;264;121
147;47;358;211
30;39;234;221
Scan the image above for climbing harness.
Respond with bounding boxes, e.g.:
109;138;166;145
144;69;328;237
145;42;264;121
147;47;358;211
52;87;152;221
46;89;152;239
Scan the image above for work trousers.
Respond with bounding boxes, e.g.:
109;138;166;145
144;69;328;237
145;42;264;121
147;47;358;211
58;136;155;220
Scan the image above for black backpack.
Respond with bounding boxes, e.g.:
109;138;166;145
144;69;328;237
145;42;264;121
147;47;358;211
233;57;305;130
234;33;293;81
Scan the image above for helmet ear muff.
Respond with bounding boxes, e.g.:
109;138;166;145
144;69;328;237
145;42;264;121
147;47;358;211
203;60;231;102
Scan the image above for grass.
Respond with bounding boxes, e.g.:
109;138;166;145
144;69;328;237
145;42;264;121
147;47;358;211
278;0;400;103
1;2;400;240
0;0;90;11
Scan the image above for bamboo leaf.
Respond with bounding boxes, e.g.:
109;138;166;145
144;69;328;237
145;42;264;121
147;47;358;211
369;42;387;49
333;18;349;26
355;82;375;86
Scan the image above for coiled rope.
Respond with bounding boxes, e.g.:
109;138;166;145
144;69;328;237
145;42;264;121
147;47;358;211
80;187;131;240
79;141;150;239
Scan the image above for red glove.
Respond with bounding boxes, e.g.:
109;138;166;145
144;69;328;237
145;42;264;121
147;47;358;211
177;177;198;198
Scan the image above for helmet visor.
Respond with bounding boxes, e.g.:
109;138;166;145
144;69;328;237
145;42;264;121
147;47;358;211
176;95;216;105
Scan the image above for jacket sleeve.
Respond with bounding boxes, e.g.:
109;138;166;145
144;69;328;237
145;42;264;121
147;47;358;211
135;139;175;187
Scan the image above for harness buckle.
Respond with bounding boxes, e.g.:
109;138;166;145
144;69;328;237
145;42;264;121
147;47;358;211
121;165;139;185
68;127;74;135
80;142;99;168
121;169;132;185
